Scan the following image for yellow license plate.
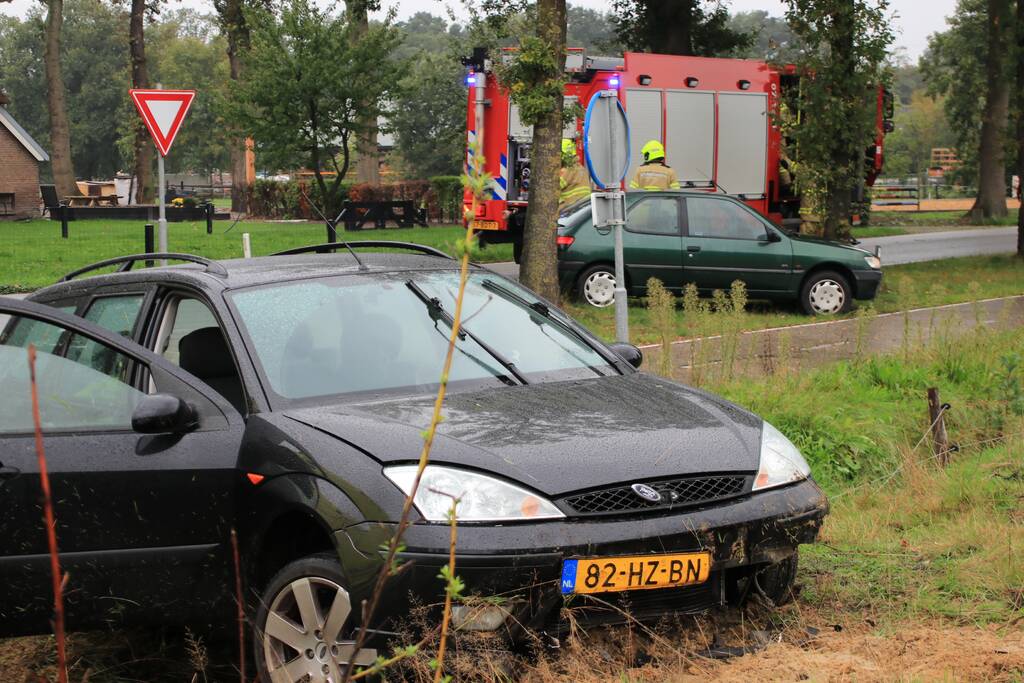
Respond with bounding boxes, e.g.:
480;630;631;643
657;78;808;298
560;552;711;595
471;219;501;230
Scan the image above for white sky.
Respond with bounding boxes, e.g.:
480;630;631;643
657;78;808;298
0;0;958;61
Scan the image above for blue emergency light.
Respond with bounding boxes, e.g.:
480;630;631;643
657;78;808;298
465;73;477;86
609;76;620;88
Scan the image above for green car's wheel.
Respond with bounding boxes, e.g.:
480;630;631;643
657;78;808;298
800;270;852;315
578;265;617;308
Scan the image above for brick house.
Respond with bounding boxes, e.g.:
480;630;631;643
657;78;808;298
0;98;49;219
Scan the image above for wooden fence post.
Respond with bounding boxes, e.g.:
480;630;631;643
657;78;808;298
927;387;950;466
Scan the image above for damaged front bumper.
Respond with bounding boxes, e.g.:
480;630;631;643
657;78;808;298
337;478;828;637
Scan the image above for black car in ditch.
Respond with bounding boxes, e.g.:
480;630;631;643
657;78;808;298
0;244;827;681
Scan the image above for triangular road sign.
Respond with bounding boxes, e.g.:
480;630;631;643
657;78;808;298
129;89;196;157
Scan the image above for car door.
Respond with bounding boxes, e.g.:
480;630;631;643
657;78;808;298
0;298;245;636
623;194;685;291
681;195;794;295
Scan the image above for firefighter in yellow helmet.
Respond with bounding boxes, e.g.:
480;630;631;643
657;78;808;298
558;138;591;210
629;140;680;190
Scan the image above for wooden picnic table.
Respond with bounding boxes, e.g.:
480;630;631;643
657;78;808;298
65;194;121;207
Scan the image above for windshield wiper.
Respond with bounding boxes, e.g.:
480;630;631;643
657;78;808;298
480;278;619;372
406;280;529;385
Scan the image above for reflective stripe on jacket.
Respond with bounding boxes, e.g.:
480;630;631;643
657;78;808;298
628;163;680;190
559;165;591;208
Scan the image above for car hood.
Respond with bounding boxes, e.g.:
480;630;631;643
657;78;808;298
785;231;871;255
284;373;763;497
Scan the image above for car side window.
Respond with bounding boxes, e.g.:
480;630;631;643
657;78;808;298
0;305;77;353
686;197;768;240
0;316;146;434
65;295;144;383
627;197;681;236
156;296;247;414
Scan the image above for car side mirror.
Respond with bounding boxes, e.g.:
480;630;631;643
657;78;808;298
608;342;643;369
762;230;782;243
132;393;198;434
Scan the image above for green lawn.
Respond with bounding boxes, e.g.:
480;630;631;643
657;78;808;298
564;254;1024;344
0;218;513;292
871;208;1020;230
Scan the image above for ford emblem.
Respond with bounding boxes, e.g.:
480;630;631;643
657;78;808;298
631;483;662;503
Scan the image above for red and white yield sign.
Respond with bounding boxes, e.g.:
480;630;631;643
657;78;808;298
129;89;196;156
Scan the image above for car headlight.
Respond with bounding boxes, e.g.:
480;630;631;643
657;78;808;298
753;421;811;491
864;254;881;269
383;465;565;522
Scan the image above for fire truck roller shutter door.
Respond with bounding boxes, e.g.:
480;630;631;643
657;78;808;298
717;93;769;197
665;91;715;187
625;89;663;186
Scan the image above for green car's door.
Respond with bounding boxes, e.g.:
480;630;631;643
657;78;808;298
623;194;685;292
681;195;794;295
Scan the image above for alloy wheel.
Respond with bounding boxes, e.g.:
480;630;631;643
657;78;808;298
807;279;845;314
583;271;616;308
262;576;377;683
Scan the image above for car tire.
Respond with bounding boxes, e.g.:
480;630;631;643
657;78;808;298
253;553;377;683
755;554;799;606
800;270;852;315
577;265;617;308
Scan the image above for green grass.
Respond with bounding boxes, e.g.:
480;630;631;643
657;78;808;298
564;255;1024;345
0;218;513;291
852;225;907;238
711;324;1024;624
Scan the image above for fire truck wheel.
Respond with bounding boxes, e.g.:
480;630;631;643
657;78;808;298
578;265;617;308
800;270;852;315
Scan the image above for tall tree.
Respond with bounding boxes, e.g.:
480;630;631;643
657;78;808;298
42;0;76;196
234;0;399;215
970;0;1012;221
214;0;251;212
129;0;154;203
784;0;893;240
612;0;749;56
348;0;381;184
507;1;567;301
921;0;988;185
1017;0;1024;257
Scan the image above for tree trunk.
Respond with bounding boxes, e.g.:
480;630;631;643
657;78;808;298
519;0;567;302
43;0;76;197
970;0;1011;222
1017;0;1024;257
348;3;380;185
645;0;695;55
129;0;153;204
822;3;856;242
222;0;250;213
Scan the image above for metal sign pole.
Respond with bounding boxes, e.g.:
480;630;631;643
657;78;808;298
605;91;628;343
156;83;167;266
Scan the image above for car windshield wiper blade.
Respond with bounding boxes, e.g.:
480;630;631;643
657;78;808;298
480;278;619;371
405;280;529;385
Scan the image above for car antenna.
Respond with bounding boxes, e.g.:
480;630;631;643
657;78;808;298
299;189;367;271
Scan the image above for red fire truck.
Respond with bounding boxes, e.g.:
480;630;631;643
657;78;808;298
463;48;893;258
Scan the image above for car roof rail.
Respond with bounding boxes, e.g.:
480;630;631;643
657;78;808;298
271;241;455;260
58;253;229;283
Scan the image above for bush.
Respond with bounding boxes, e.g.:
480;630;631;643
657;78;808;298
244;179;353;219
430;176;464;224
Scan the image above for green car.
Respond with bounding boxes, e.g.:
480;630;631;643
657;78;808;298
557;191;883;315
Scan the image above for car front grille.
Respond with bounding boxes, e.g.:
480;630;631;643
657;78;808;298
561;475;750;517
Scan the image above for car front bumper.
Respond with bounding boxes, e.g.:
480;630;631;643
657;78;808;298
852;269;883;300
337;478;828;637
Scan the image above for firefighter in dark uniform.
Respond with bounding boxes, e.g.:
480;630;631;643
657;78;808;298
629;140;681;190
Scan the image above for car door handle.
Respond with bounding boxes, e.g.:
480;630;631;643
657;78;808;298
686;246;701;253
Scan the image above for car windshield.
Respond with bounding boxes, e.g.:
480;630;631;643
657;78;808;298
229;271;616;402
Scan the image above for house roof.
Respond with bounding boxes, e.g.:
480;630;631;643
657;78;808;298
0;107;49;162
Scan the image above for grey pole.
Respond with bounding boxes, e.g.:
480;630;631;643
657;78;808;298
156;83;168;266
605;91;628;343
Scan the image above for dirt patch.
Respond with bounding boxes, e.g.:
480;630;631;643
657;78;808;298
871;197;1020;213
695;624;1024;682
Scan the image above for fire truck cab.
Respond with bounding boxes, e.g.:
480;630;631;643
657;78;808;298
463;49;890;259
